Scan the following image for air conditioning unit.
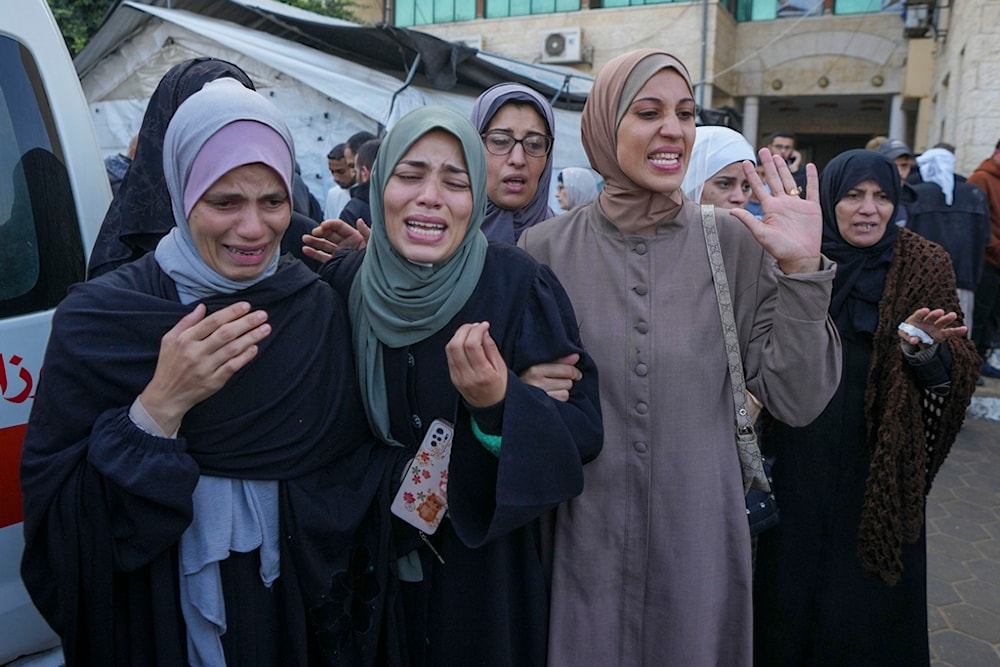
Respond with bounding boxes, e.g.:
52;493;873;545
540;28;582;64
453;35;483;51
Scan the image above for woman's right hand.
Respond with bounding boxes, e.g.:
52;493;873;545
139;302;271;435
301;218;370;263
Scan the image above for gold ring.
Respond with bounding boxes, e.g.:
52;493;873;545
787;186;803;197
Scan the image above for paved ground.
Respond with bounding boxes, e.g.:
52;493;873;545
928;374;1000;666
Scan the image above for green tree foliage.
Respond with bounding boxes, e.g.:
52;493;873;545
47;0;357;57
47;0;113;57
281;0;358;21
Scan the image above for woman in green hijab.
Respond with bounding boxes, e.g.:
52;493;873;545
318;106;602;667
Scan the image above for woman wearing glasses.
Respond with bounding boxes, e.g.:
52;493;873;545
470;83;556;244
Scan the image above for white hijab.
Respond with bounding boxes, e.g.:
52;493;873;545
916;147;956;206
681;125;756;204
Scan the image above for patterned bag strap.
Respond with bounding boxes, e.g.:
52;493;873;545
700;205;770;493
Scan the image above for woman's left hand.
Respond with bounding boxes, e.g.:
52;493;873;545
898;307;968;349
729;148;823;275
446;321;508;408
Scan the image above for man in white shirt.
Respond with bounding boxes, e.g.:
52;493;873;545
324;142;354;220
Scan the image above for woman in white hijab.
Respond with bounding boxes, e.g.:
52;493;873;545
556;167;600;210
681;125;757;209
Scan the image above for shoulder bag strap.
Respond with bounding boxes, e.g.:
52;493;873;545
700;205;770;493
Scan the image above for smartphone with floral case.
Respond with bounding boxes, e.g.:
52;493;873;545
391;419;454;534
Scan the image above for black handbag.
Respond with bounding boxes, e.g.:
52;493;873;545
746;456;779;536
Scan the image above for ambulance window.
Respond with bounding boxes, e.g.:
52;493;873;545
0;35;85;318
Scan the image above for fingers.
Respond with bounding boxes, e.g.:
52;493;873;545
301;242;334;264
901;308;967;345
805;163;819;204
357;219;372;243
728;207;759;234
145;303;271;426
743;158;767;202
756;148;786;196
446;322;507;408
302;232;338;255
519;354;583;403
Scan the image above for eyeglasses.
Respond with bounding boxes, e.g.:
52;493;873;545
481;131;553;158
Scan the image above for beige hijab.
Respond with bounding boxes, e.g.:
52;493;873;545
582;49;694;235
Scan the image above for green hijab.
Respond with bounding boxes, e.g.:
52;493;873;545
349;106;488;445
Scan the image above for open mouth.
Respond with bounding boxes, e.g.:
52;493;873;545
226;245;265;257
406;219;446;239
503;175;527;190
649;151;680;167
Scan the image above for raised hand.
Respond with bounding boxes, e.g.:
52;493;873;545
729;148;823;275
139;302;271;434
446;321;508;409
301;218;370;263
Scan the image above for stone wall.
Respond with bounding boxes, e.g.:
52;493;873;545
927;1;1000;175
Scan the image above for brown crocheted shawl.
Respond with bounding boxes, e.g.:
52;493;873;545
858;228;980;585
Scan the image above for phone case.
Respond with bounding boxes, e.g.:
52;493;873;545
391;419;454;534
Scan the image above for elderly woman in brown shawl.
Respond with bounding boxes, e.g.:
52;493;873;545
754;149;979;665
517;49;842;665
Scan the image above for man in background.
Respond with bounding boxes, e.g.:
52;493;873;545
767;130;807;195
104;132;138;198
339;138;380;229
907;146;990;340
968;139;1000;378
876;138;917;226
324;142;353;220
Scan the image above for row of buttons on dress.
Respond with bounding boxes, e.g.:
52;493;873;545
633;241;650;454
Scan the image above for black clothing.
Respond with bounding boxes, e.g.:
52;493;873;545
20;254;394;666
755;335;931;666
87;58;320;277
293;172;325;222
323;244;603;667
104;153;131;198
907;177;990;291
88;58;255;279
340;181;372;229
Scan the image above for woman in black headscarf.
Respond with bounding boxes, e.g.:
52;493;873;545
88;58;318;278
754;149;980;665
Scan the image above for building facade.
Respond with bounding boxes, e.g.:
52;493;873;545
351;0;998;175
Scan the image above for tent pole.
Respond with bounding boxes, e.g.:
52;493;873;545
384;53;422;133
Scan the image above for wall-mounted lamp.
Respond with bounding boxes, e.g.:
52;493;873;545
871;75;885;87
771;79;783;91
817;76;829;88
903;0;936;39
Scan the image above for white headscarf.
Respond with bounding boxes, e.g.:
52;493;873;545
681;125;756;204
560;167;599;208
916;147;956;206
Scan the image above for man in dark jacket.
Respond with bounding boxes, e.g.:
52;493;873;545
968;139;1000;377
339;138;379;229
908;146;990;340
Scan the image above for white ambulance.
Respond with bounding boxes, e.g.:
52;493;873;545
0;0;110;662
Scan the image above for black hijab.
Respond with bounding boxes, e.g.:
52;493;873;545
819;149;901;338
87;58;255;279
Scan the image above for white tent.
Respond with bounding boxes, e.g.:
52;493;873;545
77;0;594;206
